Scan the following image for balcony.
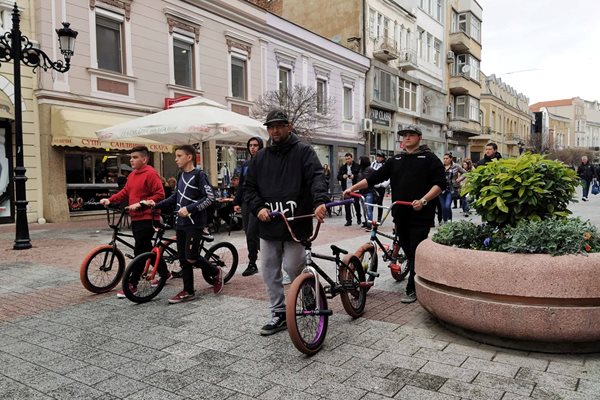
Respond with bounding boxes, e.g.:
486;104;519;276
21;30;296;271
449;72;481;96
449;31;481;59
449;118;481;136
372;38;399;62
397;50;418;71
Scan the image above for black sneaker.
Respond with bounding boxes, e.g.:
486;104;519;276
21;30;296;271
344;221;352;226
260;314;287;336
242;263;258;277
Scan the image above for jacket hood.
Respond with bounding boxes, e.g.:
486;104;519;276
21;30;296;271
484;152;502;161
400;144;432;155
131;165;153;175
247;136;264;154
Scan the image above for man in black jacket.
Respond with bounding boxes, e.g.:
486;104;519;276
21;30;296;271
337;153;362;226
344;125;445;304
245;109;329;335
577;155;597;201
234;136;264;276
476;142;502;167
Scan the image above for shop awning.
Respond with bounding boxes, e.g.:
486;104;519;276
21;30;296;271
50;107;173;153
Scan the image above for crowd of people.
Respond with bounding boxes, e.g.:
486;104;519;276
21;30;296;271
97;107;599;337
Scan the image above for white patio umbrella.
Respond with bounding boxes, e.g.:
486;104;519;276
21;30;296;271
96;97;268;145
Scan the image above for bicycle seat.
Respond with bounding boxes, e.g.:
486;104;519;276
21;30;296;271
202;233;214;242
330;245;348;255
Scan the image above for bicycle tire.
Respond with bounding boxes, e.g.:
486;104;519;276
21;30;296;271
390;250;409;282
80;245;125;293
339;255;368;318
286;273;329;355
201;242;238;285
354;243;378;292
122;252;168;303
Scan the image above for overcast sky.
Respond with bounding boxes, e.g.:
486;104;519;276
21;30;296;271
478;0;600;104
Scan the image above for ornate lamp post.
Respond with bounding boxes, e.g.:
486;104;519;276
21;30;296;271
0;3;77;249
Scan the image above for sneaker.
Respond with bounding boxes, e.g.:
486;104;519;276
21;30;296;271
282;273;292;285
150;272;173;288
116;284;136;298
401;291;417;304
344;221;352;226
212;267;223;294
168;290;195;304
242;263;258;277
582;197;588;202
260;314;287;336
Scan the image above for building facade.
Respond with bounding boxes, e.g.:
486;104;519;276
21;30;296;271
479;73;532;158
28;0;367;223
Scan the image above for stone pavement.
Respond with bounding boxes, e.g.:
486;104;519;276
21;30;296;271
0;195;599;400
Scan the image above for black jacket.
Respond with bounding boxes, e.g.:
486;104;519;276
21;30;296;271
233;136;264;207
337;161;360;190
476;152;502;167
577;162;597;181
244;133;330;241
367;145;446;226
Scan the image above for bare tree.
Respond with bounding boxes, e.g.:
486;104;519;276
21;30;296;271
252;84;336;139
547;148;598;167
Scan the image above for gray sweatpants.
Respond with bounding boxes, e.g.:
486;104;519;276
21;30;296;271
260;239;305;315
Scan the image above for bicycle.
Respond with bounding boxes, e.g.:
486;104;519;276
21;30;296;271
80;206;136;293
121;211;238;303
269;198;371;355
349;192;411;287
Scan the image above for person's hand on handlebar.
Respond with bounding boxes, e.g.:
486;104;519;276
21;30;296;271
99;198;110;206
342;187;355;198
233;205;241;213
257;207;271;222
314;204;327;223
178;207;190;217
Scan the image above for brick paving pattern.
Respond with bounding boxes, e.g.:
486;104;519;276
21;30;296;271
0;196;598;399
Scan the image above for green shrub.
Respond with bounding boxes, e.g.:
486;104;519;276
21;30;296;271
462;153;579;227
432;218;600;256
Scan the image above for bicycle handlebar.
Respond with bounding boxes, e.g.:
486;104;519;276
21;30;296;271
346;192;416;228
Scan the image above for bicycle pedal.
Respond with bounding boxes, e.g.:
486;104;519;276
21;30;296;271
366;271;380;278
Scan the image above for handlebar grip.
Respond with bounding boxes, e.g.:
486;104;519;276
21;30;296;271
348;192;362;198
268;211;280;219
325;198;354;208
394;200;414;206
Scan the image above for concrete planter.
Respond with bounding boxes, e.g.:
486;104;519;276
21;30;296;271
415;239;600;353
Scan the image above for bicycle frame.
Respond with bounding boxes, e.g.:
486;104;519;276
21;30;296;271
269;198;365;314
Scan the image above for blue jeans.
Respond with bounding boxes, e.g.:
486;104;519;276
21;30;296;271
439;191;453;222
582;179;591;198
364;192;374;222
460;196;469;213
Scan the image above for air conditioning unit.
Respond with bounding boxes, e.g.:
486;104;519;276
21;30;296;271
446;51;455;62
362;118;373;132
447;105;454;114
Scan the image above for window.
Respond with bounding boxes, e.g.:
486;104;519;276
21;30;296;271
455;54;480;80
231;56;246;99
470;16;481;42
96;15;123;73
470;98;480;121
451;10;458;32
278;67;291;95
454;12;481;43
374;70;395;104
316;78;327;114
399;79;417;112
426;33;432;62
173;37;193;88
434;39;441;67
369;9;376;38
455;96;480;122
343;86;353;120
455;96;466;118
436;0;443;23
458;13;467;33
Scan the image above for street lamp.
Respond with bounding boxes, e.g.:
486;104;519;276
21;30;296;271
0;3;77;249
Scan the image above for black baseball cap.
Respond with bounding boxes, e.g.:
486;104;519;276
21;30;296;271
376;151;386;157
264;109;289;126
398;124;422;136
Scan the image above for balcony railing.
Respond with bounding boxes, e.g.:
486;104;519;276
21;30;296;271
397;50;418;70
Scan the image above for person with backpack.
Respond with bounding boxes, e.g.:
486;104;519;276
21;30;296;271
146;145;223;304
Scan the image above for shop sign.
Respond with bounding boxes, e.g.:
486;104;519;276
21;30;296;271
51;136;172;153
369;108;392;127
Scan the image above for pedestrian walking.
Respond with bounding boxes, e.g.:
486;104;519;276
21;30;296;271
577;155;597;201
476;142;502;167
337;153;361;226
371;151;389;222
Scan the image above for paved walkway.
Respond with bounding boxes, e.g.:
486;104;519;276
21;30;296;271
0;195;599;399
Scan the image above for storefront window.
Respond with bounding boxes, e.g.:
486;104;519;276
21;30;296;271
217;145;247;188
312;144;331;167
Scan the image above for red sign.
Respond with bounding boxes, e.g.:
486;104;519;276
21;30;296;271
164;96;193;109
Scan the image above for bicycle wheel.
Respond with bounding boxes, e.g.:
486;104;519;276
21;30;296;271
201;242;238;285
390;250;409;282
286;273;329;355
354;243;378;292
122;252;168;303
339;255;367;318
80;245;125;293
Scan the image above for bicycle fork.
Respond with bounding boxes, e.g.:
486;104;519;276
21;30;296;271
300;251;333;317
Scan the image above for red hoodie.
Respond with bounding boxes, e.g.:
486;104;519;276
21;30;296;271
109;165;165;221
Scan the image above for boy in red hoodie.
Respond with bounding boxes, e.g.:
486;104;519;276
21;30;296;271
100;146;165;298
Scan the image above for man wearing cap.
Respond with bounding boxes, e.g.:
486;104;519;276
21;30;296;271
343;125;445;303
337;153;362;226
371;151;389;222
245;109;329;335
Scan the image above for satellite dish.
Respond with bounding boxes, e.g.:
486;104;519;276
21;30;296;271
331;35;341;43
461;65;471;74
